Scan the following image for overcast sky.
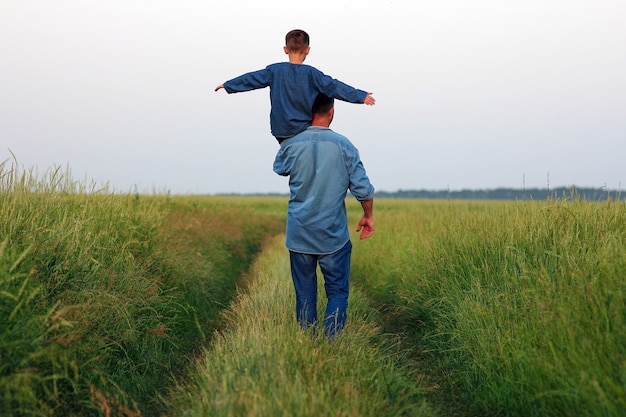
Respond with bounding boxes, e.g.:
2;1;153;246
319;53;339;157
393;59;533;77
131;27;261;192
1;0;624;194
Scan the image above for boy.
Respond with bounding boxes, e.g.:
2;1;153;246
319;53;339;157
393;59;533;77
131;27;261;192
215;29;375;143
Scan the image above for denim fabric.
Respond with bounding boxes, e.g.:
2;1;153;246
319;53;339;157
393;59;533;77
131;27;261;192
289;240;352;337
223;62;367;139
274;126;375;254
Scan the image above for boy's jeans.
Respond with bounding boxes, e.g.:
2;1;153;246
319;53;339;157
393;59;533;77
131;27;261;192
289;240;352;337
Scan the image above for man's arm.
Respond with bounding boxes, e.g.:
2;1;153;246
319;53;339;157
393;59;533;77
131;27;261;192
356;199;374;240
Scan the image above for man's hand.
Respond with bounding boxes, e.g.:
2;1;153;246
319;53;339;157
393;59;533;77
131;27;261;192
215;84;224;92
364;92;375;106
356;216;374;240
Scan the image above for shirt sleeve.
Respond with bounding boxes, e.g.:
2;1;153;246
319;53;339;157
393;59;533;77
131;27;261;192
309;68;368;104
223;67;272;93
345;145;375;201
273;147;290;176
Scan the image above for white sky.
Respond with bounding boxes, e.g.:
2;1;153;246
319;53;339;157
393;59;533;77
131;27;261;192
1;0;624;194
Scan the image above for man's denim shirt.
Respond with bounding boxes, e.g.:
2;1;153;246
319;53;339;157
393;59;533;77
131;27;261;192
274;126;374;254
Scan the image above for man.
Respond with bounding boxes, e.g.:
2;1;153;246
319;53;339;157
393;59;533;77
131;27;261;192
273;93;375;337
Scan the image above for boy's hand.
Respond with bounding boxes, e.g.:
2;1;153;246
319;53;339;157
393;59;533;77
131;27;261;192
214;84;224;92
364;92;375;106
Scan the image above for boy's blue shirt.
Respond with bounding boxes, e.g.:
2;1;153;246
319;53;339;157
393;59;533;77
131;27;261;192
223;62;368;139
273;126;375;254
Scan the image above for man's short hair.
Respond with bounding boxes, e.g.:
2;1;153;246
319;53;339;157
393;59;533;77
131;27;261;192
285;29;309;52
312;94;334;115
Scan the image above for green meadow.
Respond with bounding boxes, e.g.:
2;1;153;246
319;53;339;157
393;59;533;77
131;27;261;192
1;164;625;416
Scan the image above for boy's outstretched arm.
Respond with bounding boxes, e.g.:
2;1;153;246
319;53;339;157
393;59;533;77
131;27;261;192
214;84;224;92
364;92;375;105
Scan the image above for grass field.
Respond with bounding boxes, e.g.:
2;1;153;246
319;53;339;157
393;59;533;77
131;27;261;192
348;196;626;416
1;164;624;416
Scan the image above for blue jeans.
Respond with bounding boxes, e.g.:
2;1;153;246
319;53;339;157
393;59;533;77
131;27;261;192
289;240;352;337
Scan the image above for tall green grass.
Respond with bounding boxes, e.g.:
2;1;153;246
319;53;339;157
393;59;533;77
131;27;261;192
0;162;283;416
166;235;431;417
5;156;624;416
349;196;626;416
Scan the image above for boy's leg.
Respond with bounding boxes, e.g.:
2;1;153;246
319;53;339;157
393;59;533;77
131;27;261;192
289;251;319;329
318;240;352;337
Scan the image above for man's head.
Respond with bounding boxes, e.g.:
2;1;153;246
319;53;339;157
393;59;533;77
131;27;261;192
285;29;310;53
311;94;334;127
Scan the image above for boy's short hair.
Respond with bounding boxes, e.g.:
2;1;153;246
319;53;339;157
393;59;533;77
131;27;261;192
312;94;334;115
285;29;310;52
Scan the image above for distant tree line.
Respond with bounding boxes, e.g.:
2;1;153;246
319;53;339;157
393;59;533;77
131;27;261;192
373;187;624;201
222;187;623;201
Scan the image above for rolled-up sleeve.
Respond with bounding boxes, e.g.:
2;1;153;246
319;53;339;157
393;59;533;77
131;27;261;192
346;147;375;202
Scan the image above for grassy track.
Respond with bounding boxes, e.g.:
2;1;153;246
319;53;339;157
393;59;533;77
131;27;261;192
166;235;432;417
